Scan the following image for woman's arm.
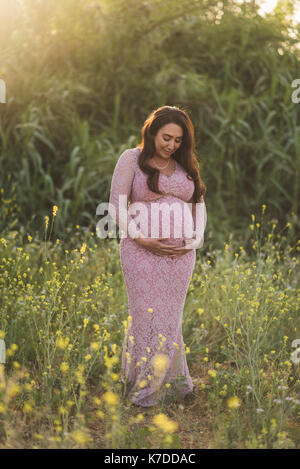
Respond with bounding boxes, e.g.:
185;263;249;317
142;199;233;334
185;195;207;249
108;149;147;240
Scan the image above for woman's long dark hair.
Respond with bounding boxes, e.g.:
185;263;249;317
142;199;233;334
136;105;206;204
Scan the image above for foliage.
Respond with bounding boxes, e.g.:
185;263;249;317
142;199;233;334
0;0;299;246
0;200;299;448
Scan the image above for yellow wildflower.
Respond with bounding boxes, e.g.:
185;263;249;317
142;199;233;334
58;406;67;415
74;368;85;385
93;397;102;406
152;353;169;376
227;396;242;409
152;413;178;433
60;362;69;374
8;384;21;398
23;401;33;413
102;391;119;407
90;342;100;351
0;238;7;247
56;336;69;350
83;318;89;328
72;430;92;446
129;335;134;345
208;369;217;378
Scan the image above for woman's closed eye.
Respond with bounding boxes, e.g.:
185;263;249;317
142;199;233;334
163;138;181;143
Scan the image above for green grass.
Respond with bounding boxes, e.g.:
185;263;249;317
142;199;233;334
0;200;299;448
0;0;300;245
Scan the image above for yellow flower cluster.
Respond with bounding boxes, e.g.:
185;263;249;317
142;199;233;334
56;336;70;350
103;391;119;407
60;362;69;374
227;396;241;409
207;369;217;378
152;413;178;433
72;429;92;446
152;353;169;376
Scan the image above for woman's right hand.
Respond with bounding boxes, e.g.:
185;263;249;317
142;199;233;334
135;236;179;257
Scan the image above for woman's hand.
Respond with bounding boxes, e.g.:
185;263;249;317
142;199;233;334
135;236;196;258
182;234;204;250
135;237;184;257
168;235;203;257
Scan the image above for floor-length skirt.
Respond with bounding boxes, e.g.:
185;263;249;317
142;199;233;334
120;236;196;407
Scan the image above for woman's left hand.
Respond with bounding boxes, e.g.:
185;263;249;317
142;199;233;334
168;235;203;258
168;194;206;258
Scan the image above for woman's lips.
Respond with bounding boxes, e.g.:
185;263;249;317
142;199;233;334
164;150;172;155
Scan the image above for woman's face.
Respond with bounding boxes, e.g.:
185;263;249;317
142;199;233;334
153;123;183;159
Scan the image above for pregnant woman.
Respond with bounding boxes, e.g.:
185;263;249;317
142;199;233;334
108;105;207;407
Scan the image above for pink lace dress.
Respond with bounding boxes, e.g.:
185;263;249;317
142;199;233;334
108;147;207;407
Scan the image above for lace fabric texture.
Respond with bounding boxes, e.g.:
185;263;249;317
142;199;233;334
108;147;207;406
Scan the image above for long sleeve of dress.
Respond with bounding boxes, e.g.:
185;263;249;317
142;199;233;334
190;199;207;249
108;149;147;239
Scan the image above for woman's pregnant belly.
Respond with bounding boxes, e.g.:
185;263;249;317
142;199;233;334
128;196;194;247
